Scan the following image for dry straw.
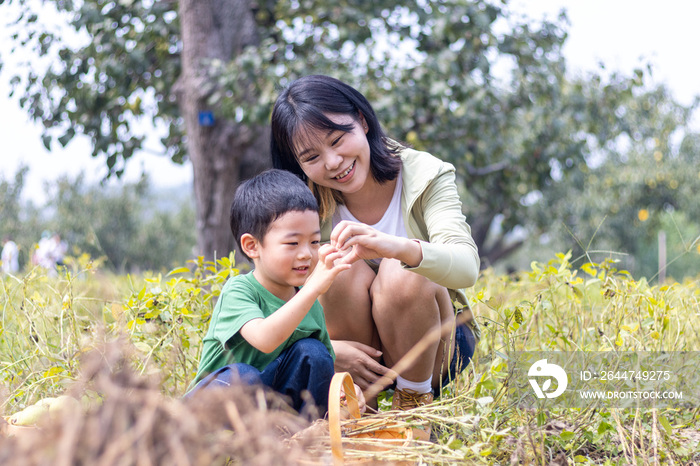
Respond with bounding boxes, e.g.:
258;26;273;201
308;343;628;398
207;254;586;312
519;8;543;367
0;337;318;465
1;323;476;465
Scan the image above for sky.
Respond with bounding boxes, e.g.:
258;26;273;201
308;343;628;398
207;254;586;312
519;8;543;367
2;0;699;205
508;0;700;108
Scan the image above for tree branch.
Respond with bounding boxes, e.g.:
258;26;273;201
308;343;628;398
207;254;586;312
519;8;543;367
465;160;510;177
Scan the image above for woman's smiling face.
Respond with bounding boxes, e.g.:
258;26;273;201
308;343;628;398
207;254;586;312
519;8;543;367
294;113;371;195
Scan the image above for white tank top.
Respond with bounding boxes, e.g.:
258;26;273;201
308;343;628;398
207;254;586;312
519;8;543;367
333;171;407;264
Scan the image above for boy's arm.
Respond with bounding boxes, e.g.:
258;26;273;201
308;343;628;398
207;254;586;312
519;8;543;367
240;245;351;353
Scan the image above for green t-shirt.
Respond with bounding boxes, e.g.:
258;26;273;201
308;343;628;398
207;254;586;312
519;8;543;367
190;272;334;389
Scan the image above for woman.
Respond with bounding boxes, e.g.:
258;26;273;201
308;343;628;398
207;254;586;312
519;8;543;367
270;75;479;410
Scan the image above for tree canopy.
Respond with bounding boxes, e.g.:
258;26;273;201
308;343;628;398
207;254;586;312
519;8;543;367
3;0;698;274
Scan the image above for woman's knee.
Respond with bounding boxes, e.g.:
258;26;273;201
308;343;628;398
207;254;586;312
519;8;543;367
321;260;376;341
322;261;373;311
371;261;442;310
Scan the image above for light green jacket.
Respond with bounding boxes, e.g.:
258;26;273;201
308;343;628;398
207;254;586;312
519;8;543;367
321;147;480;331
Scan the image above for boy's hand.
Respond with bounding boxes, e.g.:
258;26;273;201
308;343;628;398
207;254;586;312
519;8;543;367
354;383;367;414
304;244;352;295
339;382;367;417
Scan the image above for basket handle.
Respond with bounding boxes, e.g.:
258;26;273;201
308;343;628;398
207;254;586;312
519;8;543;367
329;372;360;464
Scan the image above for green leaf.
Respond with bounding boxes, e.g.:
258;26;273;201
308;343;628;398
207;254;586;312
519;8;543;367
597;421;613;435
478;379;497;391
560;430;575;441
41;134;51;151
447;438;464;450
134;342;151;354
658;416;673;435
57;132;73;147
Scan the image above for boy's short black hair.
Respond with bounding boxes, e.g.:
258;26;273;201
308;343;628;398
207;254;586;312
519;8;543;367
230;169;319;260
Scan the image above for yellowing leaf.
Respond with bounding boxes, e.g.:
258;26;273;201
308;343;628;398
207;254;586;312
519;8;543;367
615;332;624;346
621;324;639;333
486;296;504;310
43;366;65;378
111;303;124;319
581;263;597;277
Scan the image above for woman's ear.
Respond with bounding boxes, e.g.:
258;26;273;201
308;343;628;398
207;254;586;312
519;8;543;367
240;233;260;259
358;112;369;134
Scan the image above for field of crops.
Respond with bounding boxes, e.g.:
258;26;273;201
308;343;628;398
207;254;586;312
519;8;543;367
1;251;699;464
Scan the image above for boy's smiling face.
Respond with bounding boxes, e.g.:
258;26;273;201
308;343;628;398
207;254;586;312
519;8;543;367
243;209;321;300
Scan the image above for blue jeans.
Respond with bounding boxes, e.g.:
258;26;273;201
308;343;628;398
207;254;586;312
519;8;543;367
187;338;335;415
435;321;476;396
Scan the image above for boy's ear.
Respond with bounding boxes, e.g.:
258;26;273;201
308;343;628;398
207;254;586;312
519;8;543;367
240;233;260;259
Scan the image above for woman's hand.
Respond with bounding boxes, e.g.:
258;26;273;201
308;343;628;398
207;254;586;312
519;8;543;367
331;221;423;268
331;340;396;391
304;243;352;295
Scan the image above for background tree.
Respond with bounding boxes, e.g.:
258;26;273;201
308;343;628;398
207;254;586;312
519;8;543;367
0;165;30;241
45;173;196;272
3;0;698;270
0;166;196;273
534;83;700;279
0;166;44;269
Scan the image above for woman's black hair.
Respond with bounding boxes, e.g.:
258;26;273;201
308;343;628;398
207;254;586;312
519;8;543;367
270;75;401;184
230;169;319;260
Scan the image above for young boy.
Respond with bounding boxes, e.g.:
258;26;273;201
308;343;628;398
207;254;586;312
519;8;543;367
187;169;353;415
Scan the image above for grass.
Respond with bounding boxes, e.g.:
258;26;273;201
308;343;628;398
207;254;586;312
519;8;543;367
1;251;699;464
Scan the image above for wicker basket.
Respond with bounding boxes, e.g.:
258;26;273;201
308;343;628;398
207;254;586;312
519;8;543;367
328;372;413;465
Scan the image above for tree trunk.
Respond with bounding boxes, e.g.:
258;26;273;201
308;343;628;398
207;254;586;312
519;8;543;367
469;212;526;268
176;0;270;262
